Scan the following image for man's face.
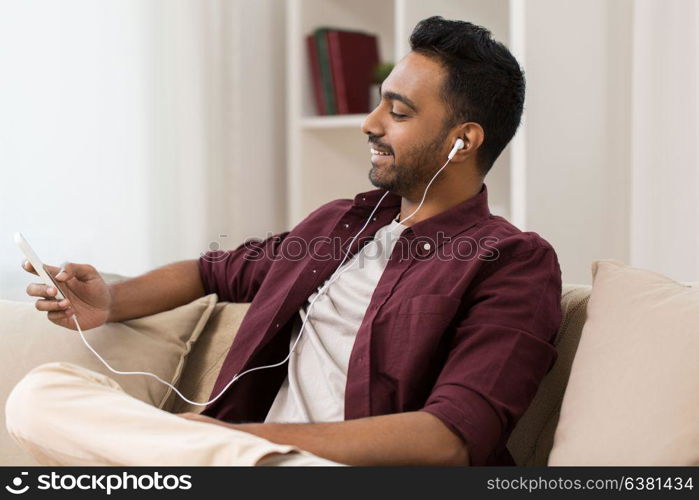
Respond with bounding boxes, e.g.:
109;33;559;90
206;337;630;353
362;52;452;198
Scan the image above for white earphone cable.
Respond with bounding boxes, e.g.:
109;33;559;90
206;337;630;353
396;155;451;226
69;152;455;406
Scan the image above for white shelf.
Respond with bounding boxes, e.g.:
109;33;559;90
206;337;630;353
300;114;368;130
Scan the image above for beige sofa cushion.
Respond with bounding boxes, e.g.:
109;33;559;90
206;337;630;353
167;302;250;414
0;293;217;465
548;260;699;465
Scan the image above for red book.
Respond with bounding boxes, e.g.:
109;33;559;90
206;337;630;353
326;30;379;114
306;34;326;115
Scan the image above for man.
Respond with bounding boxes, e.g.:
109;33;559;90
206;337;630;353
7;17;561;467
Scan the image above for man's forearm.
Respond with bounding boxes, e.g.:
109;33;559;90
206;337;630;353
107;259;206;322
227;411;469;466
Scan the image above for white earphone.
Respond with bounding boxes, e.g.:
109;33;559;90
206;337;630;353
68;135;467;406
448;138;465;160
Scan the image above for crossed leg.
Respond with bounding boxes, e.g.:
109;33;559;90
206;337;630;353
5;361;341;466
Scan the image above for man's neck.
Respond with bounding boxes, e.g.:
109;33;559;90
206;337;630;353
397;179;483;227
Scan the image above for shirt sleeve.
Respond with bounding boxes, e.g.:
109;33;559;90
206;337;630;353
420;244;562;466
198;231;290;303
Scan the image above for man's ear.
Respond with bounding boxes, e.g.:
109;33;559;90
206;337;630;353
451;122;484;162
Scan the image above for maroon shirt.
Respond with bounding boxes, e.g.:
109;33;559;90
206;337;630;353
198;184;562;466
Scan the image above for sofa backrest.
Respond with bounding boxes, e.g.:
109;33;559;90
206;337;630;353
506;284;591;465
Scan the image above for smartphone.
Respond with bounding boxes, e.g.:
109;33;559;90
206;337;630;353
14;232;66;300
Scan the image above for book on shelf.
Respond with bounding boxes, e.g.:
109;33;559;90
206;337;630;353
306;27;379;116
305;34;325;115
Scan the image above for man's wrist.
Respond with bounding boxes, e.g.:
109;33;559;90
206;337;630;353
105;282;118;322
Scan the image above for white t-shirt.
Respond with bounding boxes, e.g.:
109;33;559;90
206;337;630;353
265;216;407;423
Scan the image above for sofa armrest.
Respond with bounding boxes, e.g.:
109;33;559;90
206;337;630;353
0;293;217;466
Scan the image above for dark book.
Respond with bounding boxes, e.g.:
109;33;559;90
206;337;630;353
306;34;326;115
327;29;379;114
314;28;337;115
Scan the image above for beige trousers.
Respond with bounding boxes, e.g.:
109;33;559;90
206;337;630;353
4;361;342;467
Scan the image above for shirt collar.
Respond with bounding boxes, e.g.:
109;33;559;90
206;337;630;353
352;189;401;208
352;183;492;242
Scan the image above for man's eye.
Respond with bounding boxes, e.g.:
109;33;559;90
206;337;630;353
390;111;407;119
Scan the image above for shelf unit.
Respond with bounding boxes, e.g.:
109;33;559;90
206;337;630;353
286;0;523;227
300;114;367;130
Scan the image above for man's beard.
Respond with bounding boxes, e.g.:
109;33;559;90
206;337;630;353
368;131;447;199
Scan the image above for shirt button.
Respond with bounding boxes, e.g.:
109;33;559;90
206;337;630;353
361;196;366;201
423;242;431;251
343;223;349;228
312;269;317;273
275;323;280;328
372;216;377;221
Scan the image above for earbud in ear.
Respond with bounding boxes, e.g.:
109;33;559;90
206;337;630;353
448;138;466;160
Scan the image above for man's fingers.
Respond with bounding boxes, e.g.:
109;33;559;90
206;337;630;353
35;298;71;312
21;260;63;280
47;308;73;322
27;283;58;298
22;260;95;283
27;282;66;299
43;264;62;278
53;262;96;283
21;260;38;276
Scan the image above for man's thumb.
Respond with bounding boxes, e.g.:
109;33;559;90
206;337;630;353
53;263;69;282
54;262;92;282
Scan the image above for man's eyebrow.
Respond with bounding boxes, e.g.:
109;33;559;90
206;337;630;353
379;83;418;113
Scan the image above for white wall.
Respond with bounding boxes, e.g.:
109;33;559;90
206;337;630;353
524;0;699;284
143;0;287;266
524;0;633;284
630;0;699;282
0;0;152;300
233;0;288;239
0;0;287;301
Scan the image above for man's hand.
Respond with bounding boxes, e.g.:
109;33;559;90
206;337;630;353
23;260;112;331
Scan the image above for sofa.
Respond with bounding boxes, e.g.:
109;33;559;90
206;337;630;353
2;263;697;466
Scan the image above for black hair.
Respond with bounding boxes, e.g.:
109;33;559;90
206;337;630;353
410;16;525;175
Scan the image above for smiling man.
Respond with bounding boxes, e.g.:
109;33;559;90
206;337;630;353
8;17;562;467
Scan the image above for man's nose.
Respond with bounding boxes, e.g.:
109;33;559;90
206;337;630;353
361;106;383;137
